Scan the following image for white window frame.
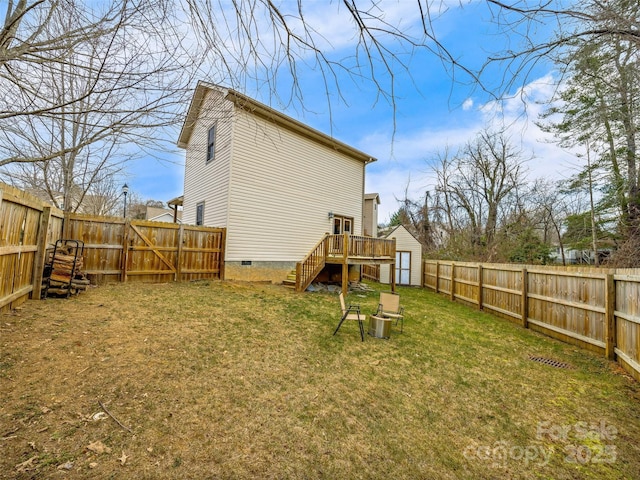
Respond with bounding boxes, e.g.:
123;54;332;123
206;125;216;163
196;201;205;226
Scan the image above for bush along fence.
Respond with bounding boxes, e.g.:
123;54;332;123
423;260;640;382
0;183;226;312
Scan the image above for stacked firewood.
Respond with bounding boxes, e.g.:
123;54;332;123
46;246;90;297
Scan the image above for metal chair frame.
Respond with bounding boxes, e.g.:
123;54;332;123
333;292;366;341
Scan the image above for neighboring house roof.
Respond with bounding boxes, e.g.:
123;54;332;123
177;81;377;165
364;193;380;204
146;206;182;223
148;211;182;223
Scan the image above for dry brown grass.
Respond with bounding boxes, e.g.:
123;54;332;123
1;280;639;479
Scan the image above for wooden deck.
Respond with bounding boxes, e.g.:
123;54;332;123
296;233;396;294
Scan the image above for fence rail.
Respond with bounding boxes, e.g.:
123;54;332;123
1;183;225;312
424;260;640;382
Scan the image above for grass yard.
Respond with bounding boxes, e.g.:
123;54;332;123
1;280;639;479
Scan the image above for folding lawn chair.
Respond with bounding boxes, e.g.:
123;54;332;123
377;291;404;333
333;292;367;341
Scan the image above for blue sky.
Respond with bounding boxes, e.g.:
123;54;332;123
128;1;580;223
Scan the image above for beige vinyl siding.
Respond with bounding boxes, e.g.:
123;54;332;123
182;90;233;226
363;195;378;237
226;108;365;262
380;225;423;286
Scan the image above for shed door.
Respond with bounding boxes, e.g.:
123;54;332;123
395;251;411;285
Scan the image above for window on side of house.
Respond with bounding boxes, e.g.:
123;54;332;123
196;202;204;226
207;125;216;163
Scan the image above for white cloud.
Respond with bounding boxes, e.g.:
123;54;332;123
462;98;474;110
360;73;580;222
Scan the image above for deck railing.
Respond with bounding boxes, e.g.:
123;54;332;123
327;234;395;259
296;233;395;291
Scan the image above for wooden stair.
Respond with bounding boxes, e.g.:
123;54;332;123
283;270;297;288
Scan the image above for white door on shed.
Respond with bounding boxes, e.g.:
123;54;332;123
395;251;411;285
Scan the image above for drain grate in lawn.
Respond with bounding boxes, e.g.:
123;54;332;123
528;354;573;369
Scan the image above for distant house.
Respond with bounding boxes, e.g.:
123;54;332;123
549;246;612;265
177;82;391;285
145;206;182;224
380;225;423;286
363;193;380;237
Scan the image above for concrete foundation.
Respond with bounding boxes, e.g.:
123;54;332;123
224;261;361;286
224;261;296;283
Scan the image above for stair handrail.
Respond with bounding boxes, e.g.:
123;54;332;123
296;233;329;292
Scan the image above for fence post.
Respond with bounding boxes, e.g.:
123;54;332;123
31;206;51;300
62;211;71;239
605;274;616;360
435;261;439;293
477;263;483;310
450;263;455;301
219;228;226;280
521;267;529;328
176;224;184;282
121;219;130;282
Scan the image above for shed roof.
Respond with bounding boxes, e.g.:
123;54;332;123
177;82;377;165
385;224;421;243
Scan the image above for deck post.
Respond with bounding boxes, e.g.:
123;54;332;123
342;233;349;296
390;261;396;292
390;237;396;292
341;262;349;297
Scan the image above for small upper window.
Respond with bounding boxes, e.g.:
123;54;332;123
196;202;204;226
207;125;216;162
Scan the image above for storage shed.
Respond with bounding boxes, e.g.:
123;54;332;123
380;225;423;286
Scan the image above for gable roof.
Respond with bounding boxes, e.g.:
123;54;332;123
384;224;421;243
177;82;377;165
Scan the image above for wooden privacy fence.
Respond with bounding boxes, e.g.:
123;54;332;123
0;183;226;312
66;215;226;283
0;184;64;312
424;260;640;382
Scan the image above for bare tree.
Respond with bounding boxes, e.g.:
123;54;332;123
1;1;143;119
429;130;529;260
0;0;200;211
179;1;640;112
